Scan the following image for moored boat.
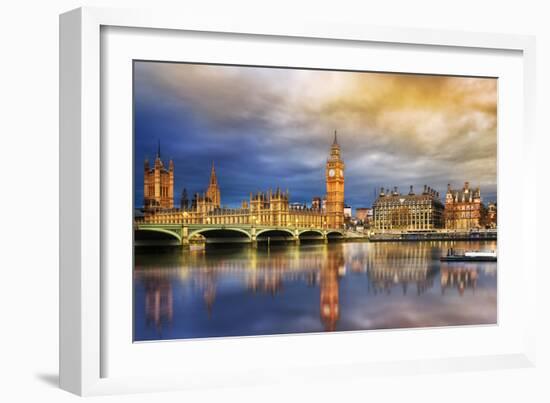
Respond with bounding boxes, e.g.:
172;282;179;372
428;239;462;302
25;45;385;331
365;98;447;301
440;248;497;262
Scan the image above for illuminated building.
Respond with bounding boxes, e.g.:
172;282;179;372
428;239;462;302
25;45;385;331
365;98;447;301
140;133;345;229
325;131;345;228
143;143;174;209
372;185;444;232
205;162;221;208
355;207;371;222
486;202;497;229
444;182;482;230
311;196;322;210
343;205;352;218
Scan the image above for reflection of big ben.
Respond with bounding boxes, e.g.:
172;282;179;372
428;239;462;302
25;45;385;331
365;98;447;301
320;245;343;331
326;131;345;229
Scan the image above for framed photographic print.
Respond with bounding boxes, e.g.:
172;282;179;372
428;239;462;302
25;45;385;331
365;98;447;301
60;7;537;396
133;61;498;341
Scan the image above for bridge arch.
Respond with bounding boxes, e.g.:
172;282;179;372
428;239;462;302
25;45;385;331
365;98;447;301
256;228;295;238
189;227;252;240
298;229;325;237
134;227;181;242
326;230;344;238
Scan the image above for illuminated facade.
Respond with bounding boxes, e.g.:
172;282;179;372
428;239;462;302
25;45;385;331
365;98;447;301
143;145;174;210
325;131;345;229
140;134;345;229
444;182;482;230
205;162;221;208
355;208;371;222
485;202;497;229
372;185;444;232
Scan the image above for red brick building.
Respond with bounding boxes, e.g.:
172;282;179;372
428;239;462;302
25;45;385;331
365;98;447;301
444;182;482;230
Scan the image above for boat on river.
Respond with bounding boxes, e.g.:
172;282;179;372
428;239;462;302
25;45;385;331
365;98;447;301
440;248;497;262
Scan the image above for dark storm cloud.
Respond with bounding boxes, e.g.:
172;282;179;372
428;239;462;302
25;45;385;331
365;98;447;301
134;62;497;209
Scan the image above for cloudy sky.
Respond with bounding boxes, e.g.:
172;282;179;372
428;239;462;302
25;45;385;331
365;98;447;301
134;61;497;211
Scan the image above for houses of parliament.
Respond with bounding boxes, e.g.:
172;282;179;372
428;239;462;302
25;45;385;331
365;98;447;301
140;132;345;229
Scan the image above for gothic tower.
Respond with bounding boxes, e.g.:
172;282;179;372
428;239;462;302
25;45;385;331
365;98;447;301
205;161;221;208
143;141;174;210
325;131;345;228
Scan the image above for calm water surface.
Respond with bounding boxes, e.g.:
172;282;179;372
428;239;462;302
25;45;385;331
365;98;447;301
134;240;497;341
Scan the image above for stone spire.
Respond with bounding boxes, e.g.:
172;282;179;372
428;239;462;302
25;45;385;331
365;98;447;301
206;161;220;208
209;161;218;185
330;130;341;160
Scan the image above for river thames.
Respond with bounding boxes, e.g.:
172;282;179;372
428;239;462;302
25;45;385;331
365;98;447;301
133;240;497;341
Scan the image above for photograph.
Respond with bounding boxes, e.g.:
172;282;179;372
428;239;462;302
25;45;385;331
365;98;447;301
132;61;498;341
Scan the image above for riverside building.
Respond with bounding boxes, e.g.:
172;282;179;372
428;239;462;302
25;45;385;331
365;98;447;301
372;185;444;232
444;182;482;230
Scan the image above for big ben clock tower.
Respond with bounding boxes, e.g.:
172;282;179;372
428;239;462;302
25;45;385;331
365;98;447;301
325;131;345;229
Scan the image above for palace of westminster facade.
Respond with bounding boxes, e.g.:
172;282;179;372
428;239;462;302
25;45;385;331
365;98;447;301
140;133;346;229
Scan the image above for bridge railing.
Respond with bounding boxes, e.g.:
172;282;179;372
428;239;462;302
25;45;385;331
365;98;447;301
135;220;345;233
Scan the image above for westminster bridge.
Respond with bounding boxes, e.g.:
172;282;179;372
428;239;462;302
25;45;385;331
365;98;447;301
134;222;345;247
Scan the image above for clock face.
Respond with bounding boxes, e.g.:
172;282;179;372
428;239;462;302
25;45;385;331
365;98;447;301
329;169;335;177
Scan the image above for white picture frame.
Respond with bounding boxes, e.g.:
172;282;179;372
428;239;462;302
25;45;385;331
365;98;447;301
59;6;537;396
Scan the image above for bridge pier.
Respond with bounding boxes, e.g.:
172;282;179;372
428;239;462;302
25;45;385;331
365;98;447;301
294;229;300;245
251;226;257;248
181;225;190;249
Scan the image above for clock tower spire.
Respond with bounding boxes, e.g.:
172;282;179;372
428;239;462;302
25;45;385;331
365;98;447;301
325;131;345;229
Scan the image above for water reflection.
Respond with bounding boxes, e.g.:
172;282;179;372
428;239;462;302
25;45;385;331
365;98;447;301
142;271;172;332
365;245;436;296
134;241;497;340
319;253;341;331
440;265;478;296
